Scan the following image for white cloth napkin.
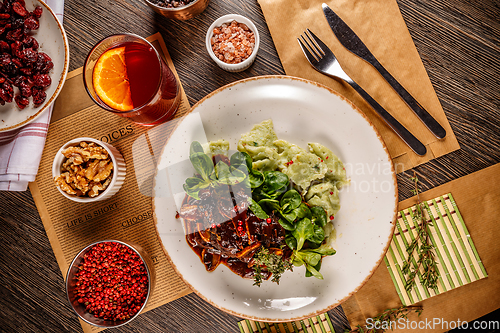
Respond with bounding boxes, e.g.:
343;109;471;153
0;0;64;191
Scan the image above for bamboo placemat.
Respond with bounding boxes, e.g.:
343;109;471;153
238;313;336;333
385;193;487;306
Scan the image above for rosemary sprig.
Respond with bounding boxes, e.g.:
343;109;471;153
401;173;439;293
345;306;423;333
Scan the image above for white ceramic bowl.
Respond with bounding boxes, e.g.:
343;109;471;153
205;14;260;72
52;137;126;203
0;0;70;132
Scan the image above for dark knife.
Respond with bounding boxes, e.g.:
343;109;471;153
322;3;446;139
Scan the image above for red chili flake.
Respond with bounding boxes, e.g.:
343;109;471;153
175;211;180;219
266;218;272;224
285;160;294;166
330;191;333;195
330;215;334;220
321;160;323;162
326;156;329;159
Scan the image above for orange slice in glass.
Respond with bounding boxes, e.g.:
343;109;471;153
92;47;133;111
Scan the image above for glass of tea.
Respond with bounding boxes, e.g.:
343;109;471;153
83;34;181;126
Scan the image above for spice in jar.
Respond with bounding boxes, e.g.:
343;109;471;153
211;20;255;64
73;242;149;321
148;0;195;8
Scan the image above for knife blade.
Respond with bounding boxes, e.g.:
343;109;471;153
322;3;446;139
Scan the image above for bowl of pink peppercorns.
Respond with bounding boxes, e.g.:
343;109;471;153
65;240;156;328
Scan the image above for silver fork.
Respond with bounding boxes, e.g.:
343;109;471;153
298;29;427;156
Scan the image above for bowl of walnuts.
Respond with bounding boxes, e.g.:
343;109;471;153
52;137;126;203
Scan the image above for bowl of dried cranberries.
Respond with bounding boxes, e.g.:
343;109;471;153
66;240;156;328
0;0;70;133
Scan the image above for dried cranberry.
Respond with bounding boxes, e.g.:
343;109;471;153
11;57;22;68
32;73;51;87
32;88;46;105
13;75;25;86
3;61;18;76
23;16;39;31
32;6;42;19
6;28;23;41
22;35;38;50
11;18;24;29
0;13;10;19
20;84;31;97
0;83;13;103
14;94;29;109
10;40;22;56
0;54;11;66
19;67;32;75
12;2;29;17
41;60;53;74
0;40;10;53
19;48;37;64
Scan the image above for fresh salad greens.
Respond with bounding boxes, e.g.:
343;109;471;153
240;149;336;280
183;142;249;200
183;141;336;284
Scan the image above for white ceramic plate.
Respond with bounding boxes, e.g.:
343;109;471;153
153;76;397;322
0;0;69;132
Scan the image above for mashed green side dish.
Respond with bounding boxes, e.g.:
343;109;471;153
237;119;348;219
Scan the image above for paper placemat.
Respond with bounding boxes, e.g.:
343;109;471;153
29;33;193;333
385;193;487;306
342;164;500;332
238;313;336;333
257;0;460;172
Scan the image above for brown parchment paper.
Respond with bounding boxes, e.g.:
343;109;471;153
342;163;500;332
257;0;460;172
29;33;192;333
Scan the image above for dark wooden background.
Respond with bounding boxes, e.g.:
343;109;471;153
1;0;499;332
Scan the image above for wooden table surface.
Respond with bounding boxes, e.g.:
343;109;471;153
1;0;499;332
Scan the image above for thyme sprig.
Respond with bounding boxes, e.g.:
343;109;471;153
345;306;423;333
401;172;439;293
252;247;293;287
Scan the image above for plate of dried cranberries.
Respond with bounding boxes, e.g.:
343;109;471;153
0;0;69;132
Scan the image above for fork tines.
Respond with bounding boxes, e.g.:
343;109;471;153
298;29;325;63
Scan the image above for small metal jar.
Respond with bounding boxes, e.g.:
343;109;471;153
65;240;156;328
144;0;210;20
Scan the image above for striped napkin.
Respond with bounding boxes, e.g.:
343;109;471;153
385;193;487;306
238;313;336;333
0;0;64;191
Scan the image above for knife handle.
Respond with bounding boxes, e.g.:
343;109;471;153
347;80;427;156
370;57;446;139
